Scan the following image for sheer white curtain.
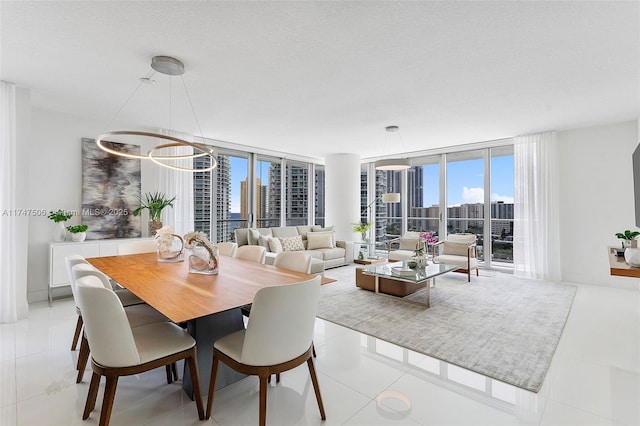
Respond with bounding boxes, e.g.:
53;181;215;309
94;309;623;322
0;81;28;322
157;145;194;236
513;131;561;281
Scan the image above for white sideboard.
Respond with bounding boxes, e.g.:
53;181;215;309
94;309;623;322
48;238;154;305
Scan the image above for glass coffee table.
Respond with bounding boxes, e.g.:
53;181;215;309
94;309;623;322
360;261;459;308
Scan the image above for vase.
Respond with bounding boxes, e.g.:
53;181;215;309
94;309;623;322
624;247;640;266
415;254;428;270
149;220;163;237
71;232;86;242
157;234;184;262
53;222;66;242
188;242;219;274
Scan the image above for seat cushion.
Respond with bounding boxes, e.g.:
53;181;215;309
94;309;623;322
433;254;478;269
132;322;196;364
315;247;345;261
388;249;415;261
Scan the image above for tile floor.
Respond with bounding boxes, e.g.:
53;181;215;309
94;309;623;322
1;265;639;425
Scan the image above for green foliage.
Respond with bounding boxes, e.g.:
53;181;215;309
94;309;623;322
352;221;373;234
48;209;73;223
66;224;88;233
132;192;176;222
615;230;640;240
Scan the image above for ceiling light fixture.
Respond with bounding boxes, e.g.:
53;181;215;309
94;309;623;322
375;125;411;171
95;55;217;172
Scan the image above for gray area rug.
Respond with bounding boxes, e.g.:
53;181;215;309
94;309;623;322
318;268;576;393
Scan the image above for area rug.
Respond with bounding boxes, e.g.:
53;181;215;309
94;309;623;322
317;268;576;393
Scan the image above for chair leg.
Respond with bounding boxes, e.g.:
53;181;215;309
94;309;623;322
99;375;119;426
165;365;173;384
307;357;326;420
186;354;205;420
76;335;90;383
83;372;101;420
205;355;220;420
312;342;316;358
258;374;268;426
71;316;83;350
172;362;179;381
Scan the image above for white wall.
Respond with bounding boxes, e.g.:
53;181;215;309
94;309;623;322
21;105;640;301
25;108;159;302
325;153;361;241
557;120;639;290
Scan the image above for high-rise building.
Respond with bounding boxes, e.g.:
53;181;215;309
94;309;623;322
215;156;231;241
240;178;263;222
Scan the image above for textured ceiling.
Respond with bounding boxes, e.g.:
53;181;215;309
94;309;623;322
1;1;638;161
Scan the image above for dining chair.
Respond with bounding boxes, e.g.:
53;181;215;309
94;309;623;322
273;251;312;274
205;276;325;425
71;263;172;384
215;241;238;257
64;255;143;351
76;275;205;426
116;240;157;255
234;245;266;263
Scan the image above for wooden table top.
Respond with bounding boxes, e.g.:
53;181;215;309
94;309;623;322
87;252;317;323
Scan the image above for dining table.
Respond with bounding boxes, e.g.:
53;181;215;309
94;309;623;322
87;252;322;398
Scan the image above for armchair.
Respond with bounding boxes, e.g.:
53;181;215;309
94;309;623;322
387;231;423;261
432;233;479;282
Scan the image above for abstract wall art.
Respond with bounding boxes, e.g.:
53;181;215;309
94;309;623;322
81;138;141;239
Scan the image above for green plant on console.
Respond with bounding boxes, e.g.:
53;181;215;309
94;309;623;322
132;192;176;222
66;224;88;234
48;209;73;223
615;230;640;241
352;221;373;234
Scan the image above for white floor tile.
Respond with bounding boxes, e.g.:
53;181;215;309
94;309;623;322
1;272;638;426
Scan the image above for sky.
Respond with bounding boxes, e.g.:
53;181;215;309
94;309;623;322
228;154;515;212
425;155;514;207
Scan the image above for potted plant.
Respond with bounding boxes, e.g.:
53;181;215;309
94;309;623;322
615;229;640;248
48;209;74;242
352;221;373;242
132;192;176;236
67;224;88;242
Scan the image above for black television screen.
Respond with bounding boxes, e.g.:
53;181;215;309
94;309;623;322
633;142;640;227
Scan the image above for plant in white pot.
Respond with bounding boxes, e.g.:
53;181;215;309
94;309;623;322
67;224;88;242
615;229;640;248
48;209;73;242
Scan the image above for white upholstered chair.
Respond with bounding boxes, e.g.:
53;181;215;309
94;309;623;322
116;239;157;255
71;263;171;383
76;275;204;426
215;241;238;257
205;276;325;426
64;255;143;351
432;233;479;282
387;231;422;261
273;251;312;274
234;245;266;264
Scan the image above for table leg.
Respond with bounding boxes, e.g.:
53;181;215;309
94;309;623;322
182;307;246;398
425;279;431;308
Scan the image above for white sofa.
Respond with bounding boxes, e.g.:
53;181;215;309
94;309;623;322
234;225;353;274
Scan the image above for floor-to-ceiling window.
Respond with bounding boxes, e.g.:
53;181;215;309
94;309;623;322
408;158;440;238
489;145;514;265
285;161;309;226
256;156;281;228
377;169;402;241
315;165;325;227
446;149;485;260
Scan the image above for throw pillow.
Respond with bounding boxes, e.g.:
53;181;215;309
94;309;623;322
247;229;260;245
258;235;271;251
279;235;305;251
311;230;336;247
306;232;334;250
268;237;283;253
